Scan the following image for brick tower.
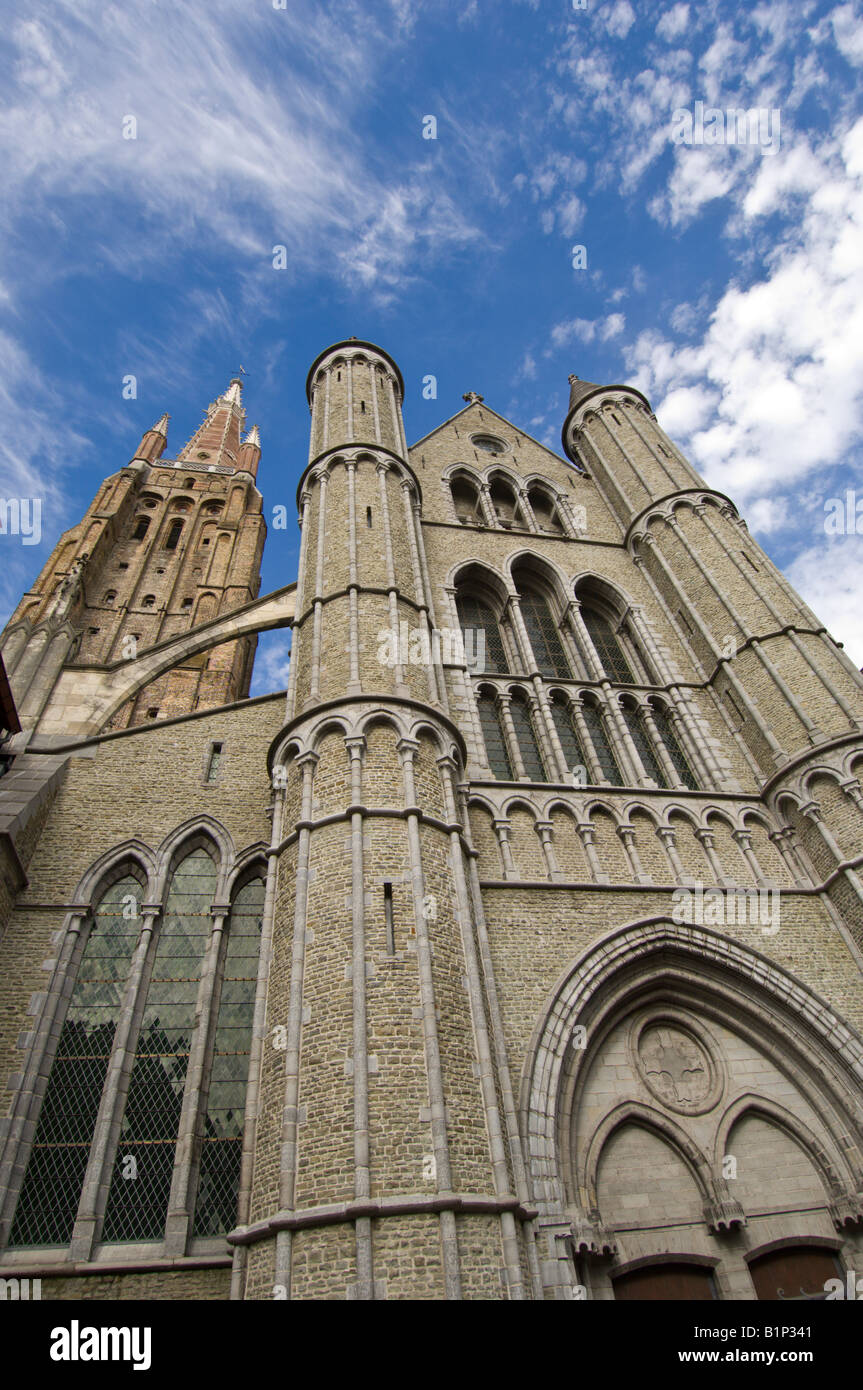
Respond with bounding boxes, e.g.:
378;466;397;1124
1;379;265;730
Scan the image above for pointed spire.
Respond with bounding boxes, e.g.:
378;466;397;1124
177;378;246;466
567;373;601;411
132;412;170;464
238;422;262;480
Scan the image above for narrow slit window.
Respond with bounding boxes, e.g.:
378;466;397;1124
206;742;223;782
366;507;372;528
384;882;394;955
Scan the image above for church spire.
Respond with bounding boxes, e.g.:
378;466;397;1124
131;412;170;464
237;424;261;480
176;377;246;468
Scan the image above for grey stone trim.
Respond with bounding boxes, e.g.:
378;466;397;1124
228;1191;538;1244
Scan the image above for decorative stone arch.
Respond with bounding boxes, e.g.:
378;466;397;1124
73;839;158;907
482;462;524;493
583;795;626;827
714;1093;851;1198
501;793;542;824
226;845;269;900
509;549;571;604
581;1100;715;1214
407;717;450;759
154;817;235;902
519;919;863;1236
449;557;511;603
356;707;411;745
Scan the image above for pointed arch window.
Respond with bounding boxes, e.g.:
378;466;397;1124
489;478;519;529
192;876;264;1236
7;842;268;1254
101;848;216;1242
451;476;481;525
551;694;589;781
580;699;623;785
517;587;572;678
9;875;143;1247
456;595;508;674
477;691;513;780
582;607;635;683
528;488;564;535
651;702;698;790
622;703;668;788
510;692;547;782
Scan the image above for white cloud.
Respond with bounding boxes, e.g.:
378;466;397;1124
0;1;479;301
558;194;585;235
786;534;863;665
624;117;863;557
603;1;636;39
250;632;292;696
656;4;691;42
830;3;863;64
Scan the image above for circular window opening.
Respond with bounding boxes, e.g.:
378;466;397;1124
472;434;508;455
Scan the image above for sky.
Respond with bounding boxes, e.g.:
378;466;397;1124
1;0;861;696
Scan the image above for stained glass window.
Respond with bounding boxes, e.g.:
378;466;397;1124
582;608;635;683
518;589;572;678
10;876;142;1247
193;878;264;1236
580;701;623;785
510;695;547;782
477;693;513;780
457;595;508;674
551;696;589;782
623;706;669;788
652;704;698;790
101;849;215;1242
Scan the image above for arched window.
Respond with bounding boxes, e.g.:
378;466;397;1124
192;876;264;1236
528;488;563;535
580;699;623;785
132;517;150;541
451;476;481;525
622;704;668;788
103;590;117;606
651;702;698;790
141;594;156;609
456;594;508;674
517;586;572;678
477;691;512;780
551;694;589;781
165;519;184;551
9;875;143;1247
581;607;635;682
101;848;217;1241
510;692;547;782
489;477;519;529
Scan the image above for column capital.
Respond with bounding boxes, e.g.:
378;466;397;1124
396;736;420;763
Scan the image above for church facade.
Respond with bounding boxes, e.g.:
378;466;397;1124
0;338;862;1300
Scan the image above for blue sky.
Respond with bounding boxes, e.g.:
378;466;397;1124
1;0;862;695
